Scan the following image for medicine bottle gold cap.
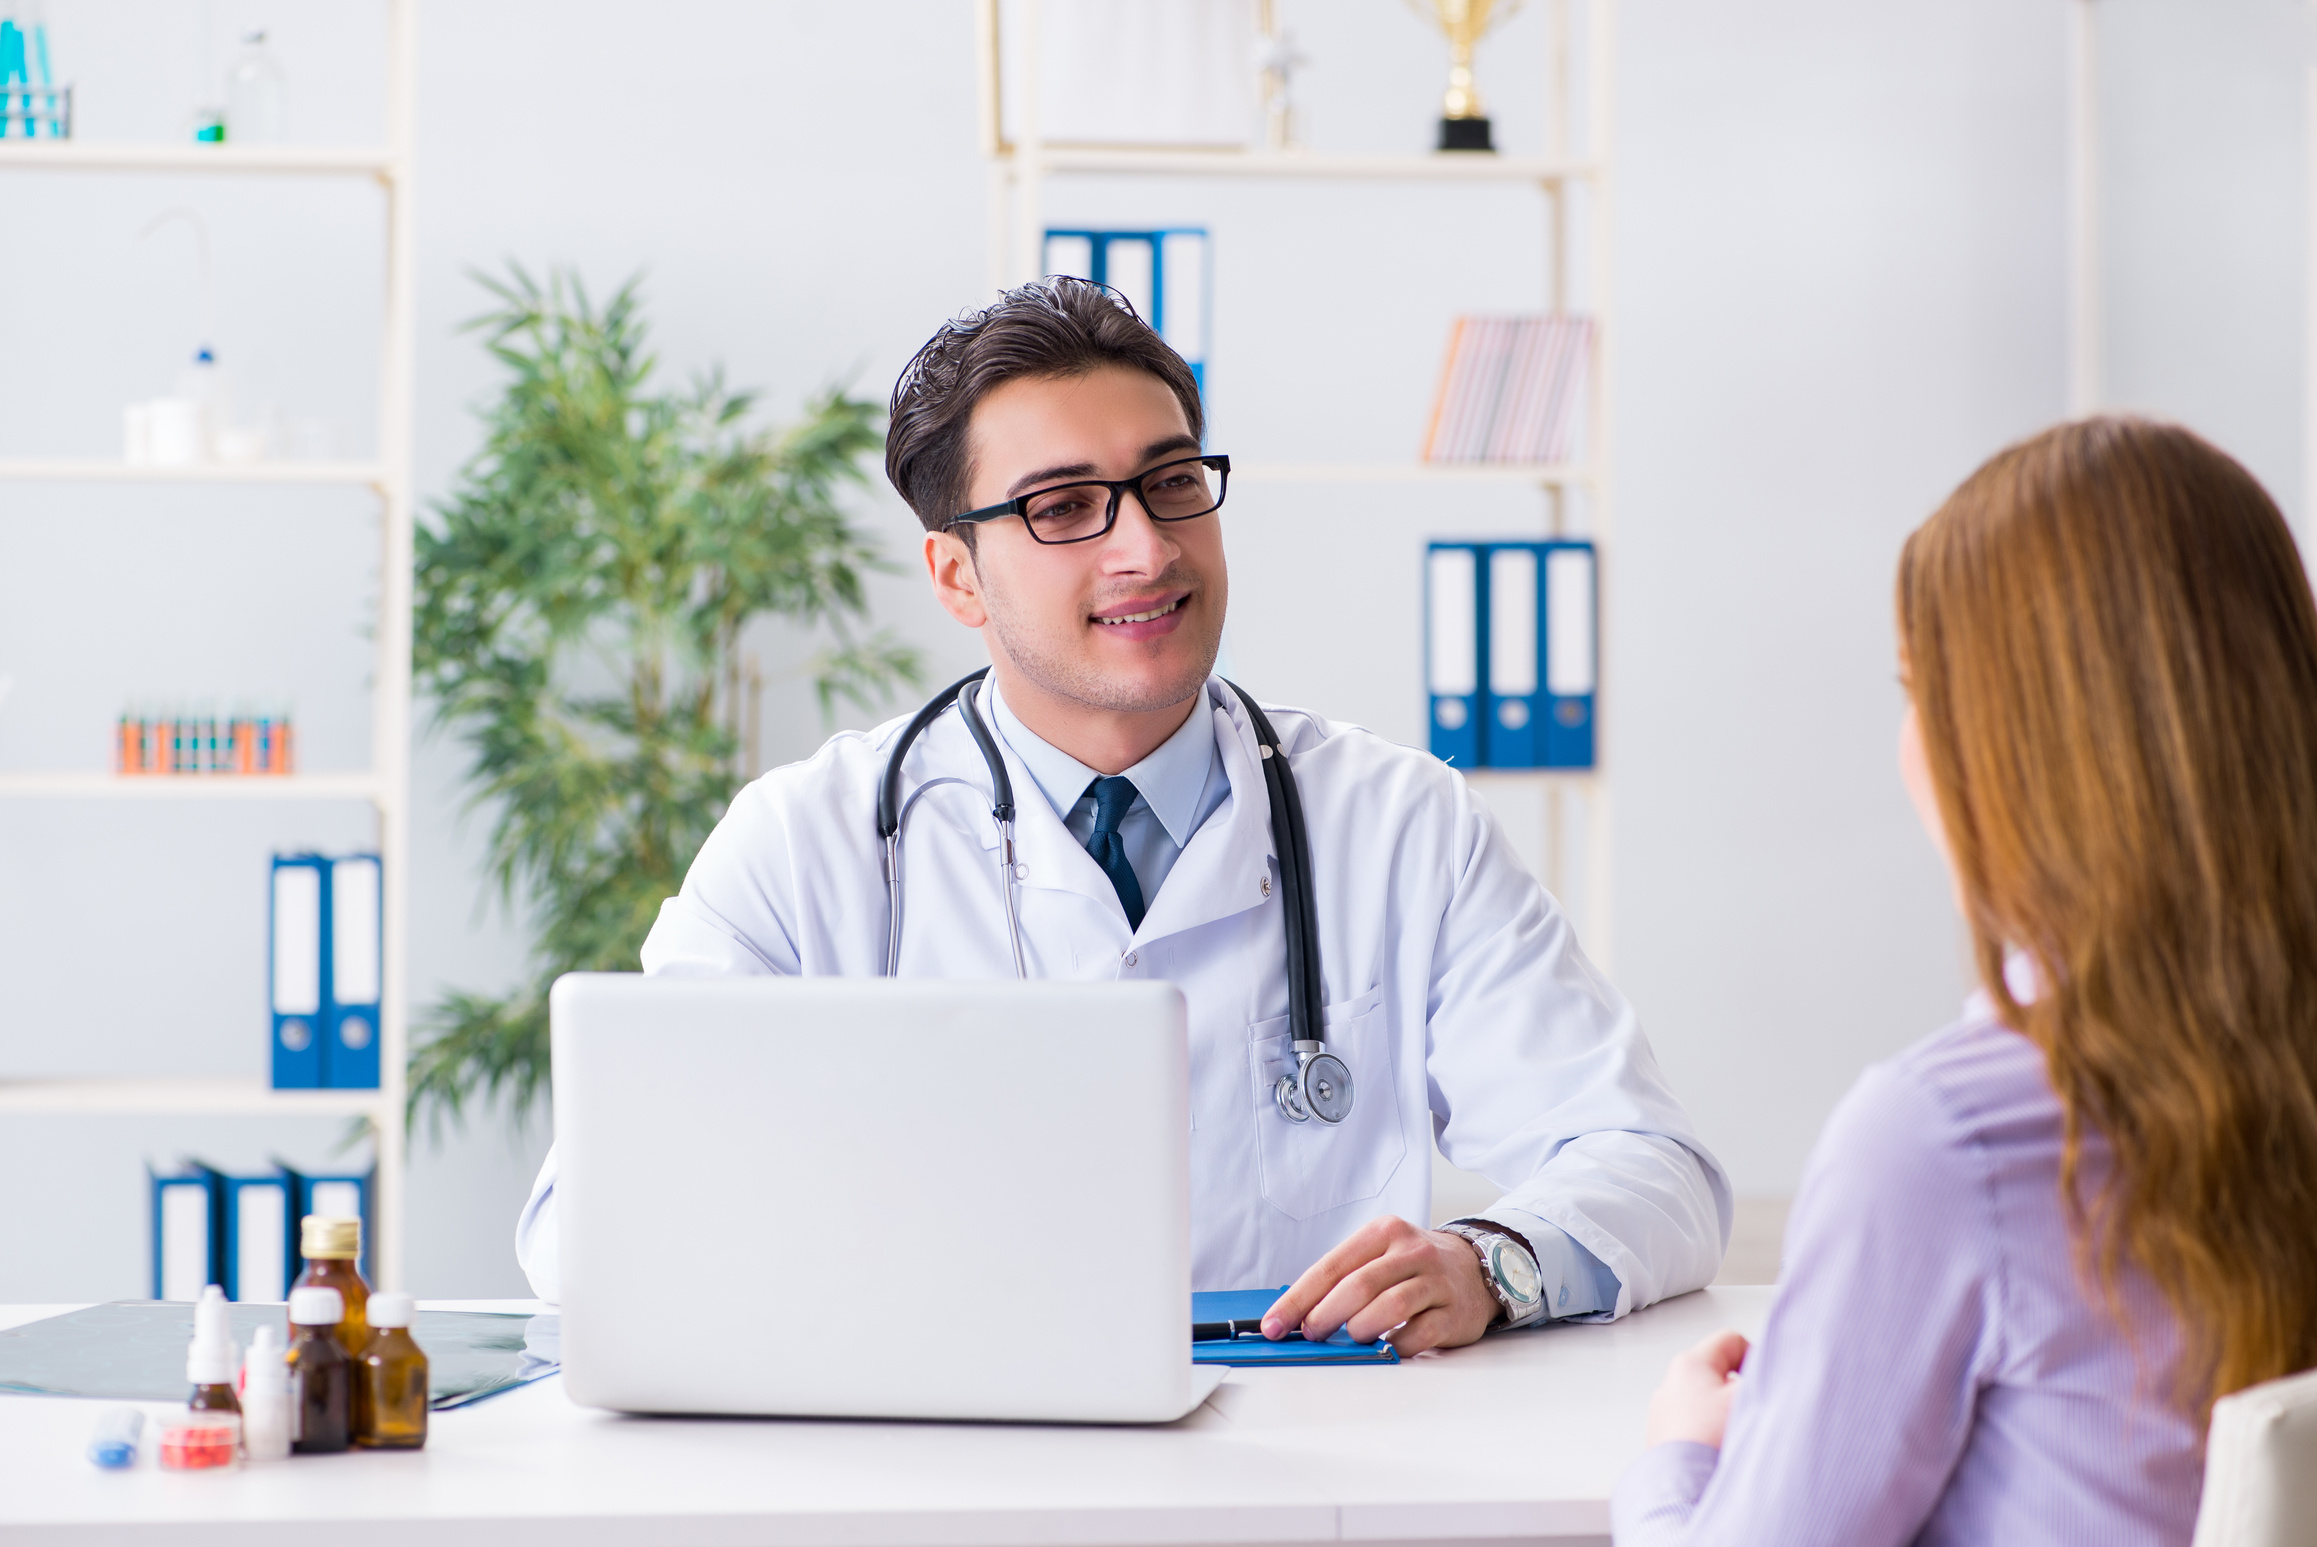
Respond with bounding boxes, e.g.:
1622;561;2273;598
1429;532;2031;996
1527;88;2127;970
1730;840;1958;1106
301;1214;361;1259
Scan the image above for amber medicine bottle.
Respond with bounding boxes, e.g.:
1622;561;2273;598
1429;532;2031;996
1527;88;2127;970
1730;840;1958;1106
355;1291;428;1449
294;1214;369;1357
286;1286;353;1454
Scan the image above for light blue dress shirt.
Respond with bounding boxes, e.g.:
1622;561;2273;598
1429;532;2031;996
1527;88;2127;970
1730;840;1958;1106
985;681;1621;1322
987;683;1230;906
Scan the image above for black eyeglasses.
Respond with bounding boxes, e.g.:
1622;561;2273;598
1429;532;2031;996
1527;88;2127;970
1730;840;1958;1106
943;454;1230;545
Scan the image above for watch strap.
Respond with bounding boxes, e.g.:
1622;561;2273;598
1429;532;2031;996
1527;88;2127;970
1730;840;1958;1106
1442;1219;1549;1329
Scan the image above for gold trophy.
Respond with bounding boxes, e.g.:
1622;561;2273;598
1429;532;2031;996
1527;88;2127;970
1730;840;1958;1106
1409;0;1524;152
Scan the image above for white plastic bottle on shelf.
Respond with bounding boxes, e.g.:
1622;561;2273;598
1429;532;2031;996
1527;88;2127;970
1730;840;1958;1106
225;31;286;143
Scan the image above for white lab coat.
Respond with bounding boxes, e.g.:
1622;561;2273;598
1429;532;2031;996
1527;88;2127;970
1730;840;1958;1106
517;679;1730;1311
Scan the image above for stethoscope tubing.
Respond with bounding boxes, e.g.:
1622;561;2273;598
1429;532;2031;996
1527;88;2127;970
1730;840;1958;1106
877;669;1344;1122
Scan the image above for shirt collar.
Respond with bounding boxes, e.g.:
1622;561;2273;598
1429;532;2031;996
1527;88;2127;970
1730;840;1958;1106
986;679;1218;849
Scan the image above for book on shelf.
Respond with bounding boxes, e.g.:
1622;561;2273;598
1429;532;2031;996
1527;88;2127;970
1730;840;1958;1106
117;707;294;775
1421;315;1594;465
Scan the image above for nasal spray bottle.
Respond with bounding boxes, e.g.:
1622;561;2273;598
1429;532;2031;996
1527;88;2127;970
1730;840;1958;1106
239;1325;292;1461
160;1286;242;1469
186;1286;240;1415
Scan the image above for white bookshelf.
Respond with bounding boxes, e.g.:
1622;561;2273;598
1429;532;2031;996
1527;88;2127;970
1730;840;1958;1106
1028;147;1597;183
0;774;385;801
0;142;393;177
0;1;416;1285
977;0;1617;963
1235;462;1591;486
0;460;387;487
0;1078;391;1119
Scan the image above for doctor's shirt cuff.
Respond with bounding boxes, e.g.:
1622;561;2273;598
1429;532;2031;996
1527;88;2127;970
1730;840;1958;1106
1459;1212;1622;1320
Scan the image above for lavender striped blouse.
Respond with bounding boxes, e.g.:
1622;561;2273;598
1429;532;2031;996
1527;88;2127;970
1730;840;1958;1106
1612;1002;2204;1545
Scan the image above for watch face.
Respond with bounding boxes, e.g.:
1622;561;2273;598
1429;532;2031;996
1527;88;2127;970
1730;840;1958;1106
1491;1241;1542;1305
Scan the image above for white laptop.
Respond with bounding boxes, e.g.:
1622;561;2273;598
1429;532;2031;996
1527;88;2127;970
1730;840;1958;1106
549;972;1226;1423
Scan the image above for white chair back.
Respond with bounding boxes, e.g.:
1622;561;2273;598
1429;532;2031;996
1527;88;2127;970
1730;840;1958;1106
2192;1365;2317;1547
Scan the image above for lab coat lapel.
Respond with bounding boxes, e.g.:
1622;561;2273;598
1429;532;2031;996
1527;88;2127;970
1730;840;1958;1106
1131;690;1277;944
956;708;1129;918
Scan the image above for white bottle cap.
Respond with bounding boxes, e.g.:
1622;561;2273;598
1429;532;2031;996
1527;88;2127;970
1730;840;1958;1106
242;1324;288;1386
186;1285;239;1385
366;1291;415;1329
287;1286;344;1325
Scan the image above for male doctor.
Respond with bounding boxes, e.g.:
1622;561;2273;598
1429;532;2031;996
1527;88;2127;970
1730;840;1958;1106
519;278;1728;1352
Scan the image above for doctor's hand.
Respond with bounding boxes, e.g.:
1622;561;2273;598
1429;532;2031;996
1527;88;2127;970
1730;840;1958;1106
1643;1330;1749;1450
1262;1215;1500;1355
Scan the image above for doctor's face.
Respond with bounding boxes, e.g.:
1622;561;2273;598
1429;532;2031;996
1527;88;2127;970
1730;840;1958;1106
935;366;1228;718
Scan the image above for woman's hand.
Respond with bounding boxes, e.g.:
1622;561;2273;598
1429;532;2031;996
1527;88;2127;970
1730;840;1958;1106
1644;1329;1750;1449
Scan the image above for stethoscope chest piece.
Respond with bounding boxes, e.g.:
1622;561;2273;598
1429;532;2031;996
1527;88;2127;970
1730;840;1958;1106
1275;1047;1354;1125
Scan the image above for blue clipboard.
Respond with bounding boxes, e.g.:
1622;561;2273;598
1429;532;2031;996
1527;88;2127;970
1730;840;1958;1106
1192;1287;1399;1366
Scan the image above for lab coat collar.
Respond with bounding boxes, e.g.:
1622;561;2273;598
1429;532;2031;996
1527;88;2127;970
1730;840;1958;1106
985;681;1217;850
1128;682;1278;943
946;677;1278;945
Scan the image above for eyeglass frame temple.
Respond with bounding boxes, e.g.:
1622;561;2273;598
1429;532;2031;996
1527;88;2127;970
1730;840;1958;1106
939;453;1231;539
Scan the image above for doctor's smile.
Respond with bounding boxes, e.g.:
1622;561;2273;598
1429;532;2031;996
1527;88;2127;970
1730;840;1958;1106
1088;593;1189;634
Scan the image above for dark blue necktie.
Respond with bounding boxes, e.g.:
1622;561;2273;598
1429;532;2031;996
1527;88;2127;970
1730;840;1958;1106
1084;775;1147;930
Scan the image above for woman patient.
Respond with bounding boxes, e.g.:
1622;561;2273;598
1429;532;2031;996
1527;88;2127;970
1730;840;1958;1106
1615;417;2317;1544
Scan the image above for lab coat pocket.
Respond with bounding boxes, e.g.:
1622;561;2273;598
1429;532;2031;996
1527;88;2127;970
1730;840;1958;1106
1247;988;1406;1221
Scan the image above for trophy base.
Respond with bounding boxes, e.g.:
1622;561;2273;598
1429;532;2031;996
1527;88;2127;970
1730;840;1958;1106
1437;116;1495;153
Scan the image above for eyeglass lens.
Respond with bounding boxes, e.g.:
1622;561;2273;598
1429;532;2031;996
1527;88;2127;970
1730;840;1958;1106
1023;460;1222;543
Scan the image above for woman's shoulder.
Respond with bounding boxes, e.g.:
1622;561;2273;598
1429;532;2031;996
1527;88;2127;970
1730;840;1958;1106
1810;1009;2059;1214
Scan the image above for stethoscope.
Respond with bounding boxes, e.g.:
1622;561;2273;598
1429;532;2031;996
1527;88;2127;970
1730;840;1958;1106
876;667;1353;1125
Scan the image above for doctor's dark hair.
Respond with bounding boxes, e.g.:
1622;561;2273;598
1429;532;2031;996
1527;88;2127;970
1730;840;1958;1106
885;277;1205;532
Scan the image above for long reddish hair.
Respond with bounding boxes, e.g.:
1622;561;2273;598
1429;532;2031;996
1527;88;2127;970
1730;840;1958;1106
1898;417;2317;1410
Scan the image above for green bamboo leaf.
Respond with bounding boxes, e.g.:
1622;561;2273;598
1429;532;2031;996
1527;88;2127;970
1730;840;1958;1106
410;266;922;1138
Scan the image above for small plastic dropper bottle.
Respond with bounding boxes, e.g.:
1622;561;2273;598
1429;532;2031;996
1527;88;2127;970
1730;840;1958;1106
239;1325;292;1461
293;1214;369;1357
355;1292;427;1449
286;1286;352;1454
186;1285;241;1416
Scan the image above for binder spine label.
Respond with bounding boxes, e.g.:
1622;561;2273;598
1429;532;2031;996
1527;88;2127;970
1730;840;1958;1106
270;857;328;1089
1426;544;1482;768
324;856;383;1089
1424;540;1598;771
1486;547;1541;767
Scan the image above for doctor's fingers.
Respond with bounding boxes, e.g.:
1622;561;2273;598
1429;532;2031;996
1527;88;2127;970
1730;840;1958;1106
1378;1304;1474;1357
1298;1247;1439;1341
1337;1272;1451;1346
1263;1217;1412;1336
1269;1213;1427;1333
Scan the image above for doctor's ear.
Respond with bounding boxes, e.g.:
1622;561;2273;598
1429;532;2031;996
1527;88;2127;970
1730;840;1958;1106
925;530;990;629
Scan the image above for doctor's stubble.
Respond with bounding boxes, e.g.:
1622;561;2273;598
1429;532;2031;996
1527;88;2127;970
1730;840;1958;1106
971;549;1226;718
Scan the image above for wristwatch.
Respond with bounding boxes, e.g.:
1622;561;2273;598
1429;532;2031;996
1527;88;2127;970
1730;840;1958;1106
1441;1220;1548;1330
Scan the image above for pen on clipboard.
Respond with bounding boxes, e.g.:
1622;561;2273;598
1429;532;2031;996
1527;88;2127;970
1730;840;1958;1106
1192;1318;1306;1343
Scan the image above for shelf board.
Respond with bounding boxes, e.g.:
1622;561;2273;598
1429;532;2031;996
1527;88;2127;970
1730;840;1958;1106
1015;148;1597;183
0;1076;389;1117
1236;462;1591;486
0;459;386;487
1461;767;1602;785
0;143;395;178
0;773;384;801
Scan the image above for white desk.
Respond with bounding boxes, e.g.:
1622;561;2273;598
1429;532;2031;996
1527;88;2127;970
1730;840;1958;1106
0;1288;1772;1546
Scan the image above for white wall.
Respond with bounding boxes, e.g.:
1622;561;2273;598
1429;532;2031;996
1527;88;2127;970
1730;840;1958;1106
0;0;2301;1297
2100;0;2312;528
1610;0;2071;1191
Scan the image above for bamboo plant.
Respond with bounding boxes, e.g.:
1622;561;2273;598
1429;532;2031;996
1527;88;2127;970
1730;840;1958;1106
407;267;918;1134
